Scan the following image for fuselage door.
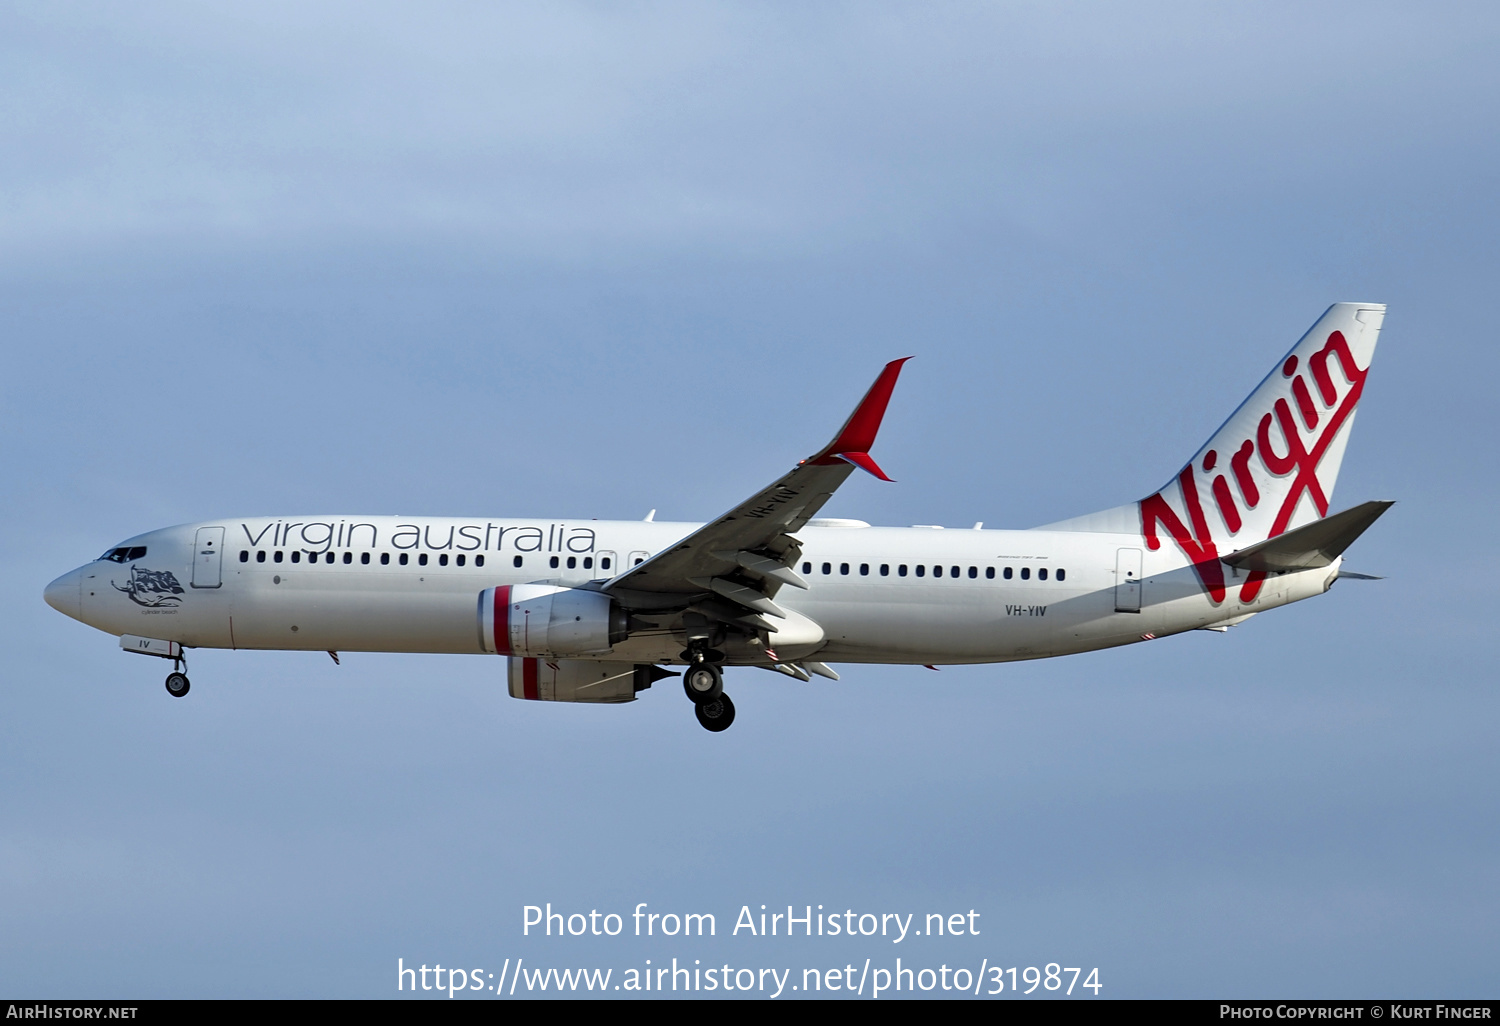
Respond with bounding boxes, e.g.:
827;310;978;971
1114;547;1142;613
627;550;649;568
192;527;225;589
597;551;618;578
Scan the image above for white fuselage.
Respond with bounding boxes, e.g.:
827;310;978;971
49;515;1338;666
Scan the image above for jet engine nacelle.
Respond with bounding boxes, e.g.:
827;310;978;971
479;584;627;658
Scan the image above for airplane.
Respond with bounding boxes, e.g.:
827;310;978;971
44;303;1391;732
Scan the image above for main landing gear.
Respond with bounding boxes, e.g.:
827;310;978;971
694;693;735;732
683;661;723;702
681;647;735;732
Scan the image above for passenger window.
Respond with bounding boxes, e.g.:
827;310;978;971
1039;567;1048;580
952;565;960;578
634;557;645;566
439;554;449;566
475;555;484;567
803;562;812;574
456;554;466;567
361;552;370;564
400;553;409;565
513;556;523;568
822;562;831;575
898;564;908;577
600;557;610;570
566;556;576;569
880;564;890;576
324;552;334;564
275;551;285;563
550;556;560;569
1056;568;1066;582
257;551;267;563
985;566;994;579
583;557;593;569
1021;567;1030;580
968;566;976;578
860;563;869;576
381;553;390;565
343;552;353;564
419;554;429;566
292;552;302;564
916;565;926;577
933;565;942;578
1003;567;1012;579
239;550;249;563
840;562;849;575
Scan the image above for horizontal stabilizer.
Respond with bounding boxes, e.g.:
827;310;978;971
1222;500;1394;573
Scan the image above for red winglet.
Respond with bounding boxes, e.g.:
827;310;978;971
808;357;910;479
834;450;893;482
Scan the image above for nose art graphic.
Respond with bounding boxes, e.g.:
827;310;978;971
111;566;186;607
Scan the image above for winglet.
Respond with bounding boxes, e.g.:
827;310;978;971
807;357;911;481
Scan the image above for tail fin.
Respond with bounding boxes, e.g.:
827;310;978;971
1042;303;1385;597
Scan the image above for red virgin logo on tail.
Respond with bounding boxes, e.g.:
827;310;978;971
1139;330;1369;604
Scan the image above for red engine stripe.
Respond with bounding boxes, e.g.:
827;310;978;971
493;585;512;656
523;657;539;700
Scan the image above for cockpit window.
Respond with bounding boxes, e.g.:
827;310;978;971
100;546;147;563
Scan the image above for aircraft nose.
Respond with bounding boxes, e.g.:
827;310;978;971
44;568;83;621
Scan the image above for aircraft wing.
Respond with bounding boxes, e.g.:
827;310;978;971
600;358;909;620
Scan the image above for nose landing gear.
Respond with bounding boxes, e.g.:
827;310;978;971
164;652;190;698
120;635;193;697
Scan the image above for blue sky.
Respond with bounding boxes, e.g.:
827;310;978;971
3;2;1497;998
